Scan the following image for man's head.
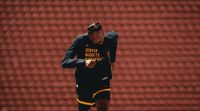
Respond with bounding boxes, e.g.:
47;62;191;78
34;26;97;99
88;22;104;45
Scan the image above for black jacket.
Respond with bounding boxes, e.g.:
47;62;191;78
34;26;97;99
62;31;118;87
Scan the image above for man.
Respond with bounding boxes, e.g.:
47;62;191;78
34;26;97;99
62;22;118;111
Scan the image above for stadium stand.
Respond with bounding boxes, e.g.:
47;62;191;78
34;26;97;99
0;0;200;111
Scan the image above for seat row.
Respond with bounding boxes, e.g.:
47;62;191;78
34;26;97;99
110;98;200;105
1;5;199;12
113;68;200;75
1;41;199;48
117;43;199;50
1;98;199;106
111;87;200;93
4;42;198;49
117;56;199;62
0;93;76;100
112;74;199;81
116;49;199;56
1;48;199;56
1;87;76;94
0;99;77;106
1;75;75;82
0;38;74;44
1;67;198;75
1;32;199;39
0;106;77;111
109;105;200;111
0;68;74;75
1;60;199;69
1;56;64;62
1;93;199;100
1;72;198;80
111;80;199;87
111;93;200;99
1;86;199;94
1;0;199;6
1;80;198;88
0;37;199;45
1;66;198;74
1;19;198;25
1;82;75;88
1;50;67;56
1;24;199;31
1;105;199;111
118;37;199;43
1;12;198;19
114;61;200;68
1;55;199;63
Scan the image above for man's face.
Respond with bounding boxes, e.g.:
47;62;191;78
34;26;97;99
90;29;104;45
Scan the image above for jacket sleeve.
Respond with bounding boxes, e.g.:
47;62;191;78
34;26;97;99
109;31;119;62
62;37;85;68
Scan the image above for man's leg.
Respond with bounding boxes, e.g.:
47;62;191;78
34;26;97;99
95;99;109;111
77;99;94;111
87;107;92;111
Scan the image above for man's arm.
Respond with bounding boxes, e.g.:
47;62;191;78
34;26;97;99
109;32;118;63
62;38;85;68
109;32;118;70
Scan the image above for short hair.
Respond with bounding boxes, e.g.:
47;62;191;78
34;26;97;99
87;22;102;35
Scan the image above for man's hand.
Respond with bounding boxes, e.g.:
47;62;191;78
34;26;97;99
110;62;115;70
85;59;96;68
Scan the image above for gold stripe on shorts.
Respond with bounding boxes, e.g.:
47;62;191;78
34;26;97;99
92;88;111;98
76;98;95;106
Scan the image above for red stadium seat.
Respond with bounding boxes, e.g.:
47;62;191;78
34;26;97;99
44;6;53;12
7;100;15;105
3;1;11;5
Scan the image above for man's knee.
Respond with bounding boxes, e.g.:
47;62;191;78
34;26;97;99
87;107;92;111
96;99;109;111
